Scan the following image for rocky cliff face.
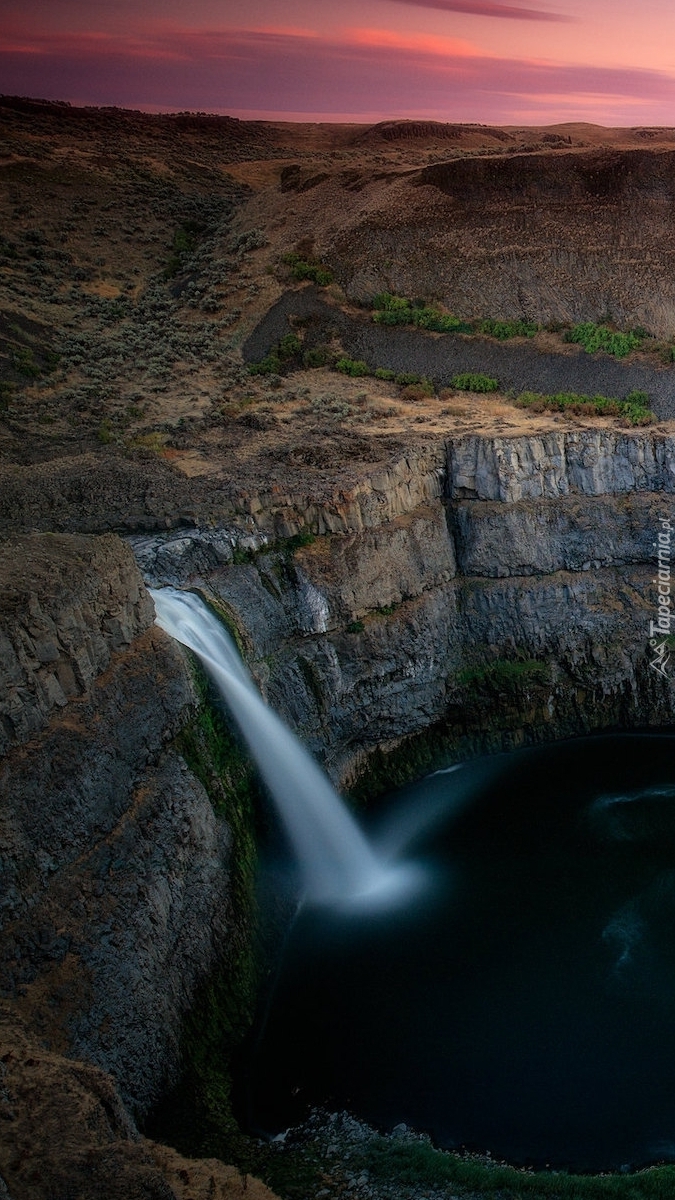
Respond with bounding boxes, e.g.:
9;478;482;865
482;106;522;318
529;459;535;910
134;429;675;787
0;534;153;755
321;149;675;337
0;1009;278;1200
448;430;675;501
2;429;674;1197
0;536;236;1129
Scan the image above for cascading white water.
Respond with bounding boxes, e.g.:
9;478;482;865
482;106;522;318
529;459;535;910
151;587;417;906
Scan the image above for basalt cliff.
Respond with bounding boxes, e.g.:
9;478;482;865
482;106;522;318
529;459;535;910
3;98;675;1200
4;425;674;1195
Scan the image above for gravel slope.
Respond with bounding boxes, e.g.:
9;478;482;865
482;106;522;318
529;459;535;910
244;290;675;420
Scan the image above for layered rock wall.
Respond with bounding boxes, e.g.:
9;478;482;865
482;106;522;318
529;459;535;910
448;431;675;501
2;431;674;1194
0;535;233;1118
134;430;675;786
0;535;153;755
325;148;675;338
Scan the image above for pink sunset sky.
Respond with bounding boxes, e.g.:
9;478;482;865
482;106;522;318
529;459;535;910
2;0;675;126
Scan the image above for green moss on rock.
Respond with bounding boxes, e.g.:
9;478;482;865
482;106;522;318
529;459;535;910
146;659;262;1161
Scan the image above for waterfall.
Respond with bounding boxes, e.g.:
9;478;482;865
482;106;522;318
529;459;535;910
151;587;417;907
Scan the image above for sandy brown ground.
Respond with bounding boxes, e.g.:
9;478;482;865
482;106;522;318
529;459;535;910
3;96;675;505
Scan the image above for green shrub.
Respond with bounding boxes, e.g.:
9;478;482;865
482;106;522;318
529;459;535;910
303;347;328;368
232;530;314;565
173;220;203;254
163;219;204;278
286;530;316;552
372;293;412;324
623;389;656;425
480;317;539;339
0;236;18;260
458;659;549;693
372;292;473;333
248;332;303;376
0;381;16;411
282;252;333;286
12;347;41;378
452;372;499;392
346;619;365;634
412;307;472;333
401;378;435;401
335;357;371;377
395;371;421;386
278;333;301;360
563;322;644;358
247;353;282;376
374;366;396;381
514;387;655;425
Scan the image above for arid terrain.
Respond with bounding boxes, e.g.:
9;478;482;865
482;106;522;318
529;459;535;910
3;94;675;534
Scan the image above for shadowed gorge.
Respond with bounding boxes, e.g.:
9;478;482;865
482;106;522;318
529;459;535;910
246;734;675;1171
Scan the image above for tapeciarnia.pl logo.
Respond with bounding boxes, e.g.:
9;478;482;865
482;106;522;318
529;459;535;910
649;517;673;678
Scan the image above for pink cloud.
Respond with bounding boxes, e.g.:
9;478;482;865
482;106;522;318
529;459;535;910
387;0;573;21
1;26;675;124
2;29;190;61
346;27;477;55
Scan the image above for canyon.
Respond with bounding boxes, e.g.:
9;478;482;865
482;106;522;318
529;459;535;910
2;96;675;1198
3;421;674;1197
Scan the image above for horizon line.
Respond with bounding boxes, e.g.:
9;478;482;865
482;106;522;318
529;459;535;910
0;93;664;131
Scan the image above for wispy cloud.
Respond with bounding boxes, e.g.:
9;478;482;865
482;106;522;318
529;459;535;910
386;0;574;22
1;26;674;124
346;27;477;55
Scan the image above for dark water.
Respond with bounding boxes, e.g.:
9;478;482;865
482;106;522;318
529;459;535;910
242;734;675;1171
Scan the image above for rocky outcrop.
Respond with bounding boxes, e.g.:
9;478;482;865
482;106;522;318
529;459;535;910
448;431;675;501
0;441;446;541
0;1009;279;1200
324;149;675;338
131;429;675;786
0;534;153;755
292;505;456;625
451;493;662;577
259;561;669;783
0;534;234;1119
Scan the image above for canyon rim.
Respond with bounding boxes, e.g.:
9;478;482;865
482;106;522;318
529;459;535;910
3;94;675;1199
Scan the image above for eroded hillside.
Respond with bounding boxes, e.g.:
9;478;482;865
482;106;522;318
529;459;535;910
4;95;675;499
